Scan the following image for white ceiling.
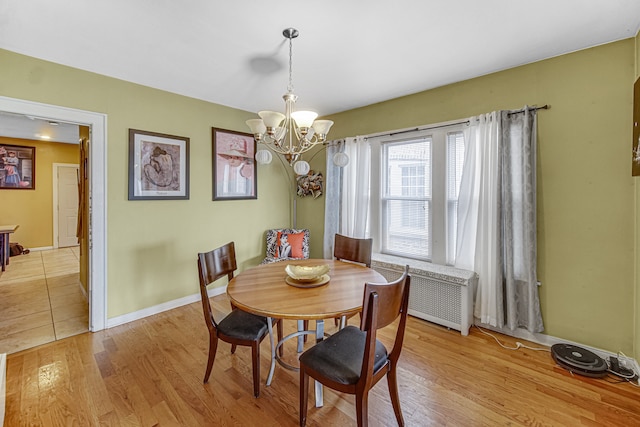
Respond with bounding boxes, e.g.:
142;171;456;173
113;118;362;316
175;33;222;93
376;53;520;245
1;0;639;131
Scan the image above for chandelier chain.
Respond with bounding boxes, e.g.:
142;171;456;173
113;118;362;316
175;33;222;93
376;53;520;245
287;35;294;93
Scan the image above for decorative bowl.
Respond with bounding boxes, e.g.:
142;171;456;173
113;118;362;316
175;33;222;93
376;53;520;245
285;264;330;282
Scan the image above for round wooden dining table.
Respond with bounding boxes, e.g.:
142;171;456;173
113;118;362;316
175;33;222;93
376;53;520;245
227;258;385;406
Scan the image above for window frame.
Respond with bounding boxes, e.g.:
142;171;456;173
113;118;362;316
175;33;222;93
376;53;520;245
368;121;466;265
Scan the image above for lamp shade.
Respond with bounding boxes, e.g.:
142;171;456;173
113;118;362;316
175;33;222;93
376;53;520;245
291;111;318;128
258;111;286;128
293;160;310;175
255;149;273;165
311;120;334;136
246;119;266;134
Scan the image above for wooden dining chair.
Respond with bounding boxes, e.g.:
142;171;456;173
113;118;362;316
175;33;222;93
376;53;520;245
197;241;282;397
299;265;411;427
334;233;373;267
332;233;374;327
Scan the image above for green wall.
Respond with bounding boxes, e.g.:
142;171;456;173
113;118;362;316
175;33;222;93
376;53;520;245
0;48;292;318
0;136;79;248
302;39;637;354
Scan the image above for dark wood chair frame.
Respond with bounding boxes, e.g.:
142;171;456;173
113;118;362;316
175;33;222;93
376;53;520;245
299;266;411;426
333;233;373;267
198;241;283;397
332;233;374;327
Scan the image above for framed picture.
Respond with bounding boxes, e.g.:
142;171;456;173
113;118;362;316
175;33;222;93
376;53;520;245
212;127;257;200
128;129;189;200
0;144;35;190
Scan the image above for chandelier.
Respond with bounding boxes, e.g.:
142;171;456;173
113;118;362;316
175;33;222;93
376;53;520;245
246;28;334;175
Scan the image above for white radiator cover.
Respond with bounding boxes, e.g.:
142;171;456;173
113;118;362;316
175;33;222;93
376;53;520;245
371;254;478;336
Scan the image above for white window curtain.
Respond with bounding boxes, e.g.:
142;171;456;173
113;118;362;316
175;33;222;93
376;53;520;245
323;140;344;258
340;136;371;238
323;136;371;258
455;107;543;334
455;112;503;327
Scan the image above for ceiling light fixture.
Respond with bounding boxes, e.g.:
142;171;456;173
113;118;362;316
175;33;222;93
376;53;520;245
246;28;334;175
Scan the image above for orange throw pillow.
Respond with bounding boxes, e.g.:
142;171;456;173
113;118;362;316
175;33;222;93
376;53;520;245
276;231;305;259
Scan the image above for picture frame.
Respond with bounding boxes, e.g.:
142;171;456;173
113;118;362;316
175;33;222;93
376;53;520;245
212;127;257;200
0;144;35;190
128;129;189;200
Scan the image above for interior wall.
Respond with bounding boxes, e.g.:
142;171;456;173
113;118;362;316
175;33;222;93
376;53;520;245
0;48;291;319
305;39;636;355
0;136;78;248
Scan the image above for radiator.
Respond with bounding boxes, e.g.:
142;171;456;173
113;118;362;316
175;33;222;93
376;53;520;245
371;254;478;336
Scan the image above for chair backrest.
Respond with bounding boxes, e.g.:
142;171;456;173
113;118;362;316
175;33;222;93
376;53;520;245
197;242;237;329
265;228;310;260
360;265;411;366
333;233;373;267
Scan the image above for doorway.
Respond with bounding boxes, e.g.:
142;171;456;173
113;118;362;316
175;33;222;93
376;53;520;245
0;96;107;332
54;163;80;248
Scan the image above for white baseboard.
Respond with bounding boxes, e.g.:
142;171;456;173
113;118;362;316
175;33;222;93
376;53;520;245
106;286;227;329
27;246;54;252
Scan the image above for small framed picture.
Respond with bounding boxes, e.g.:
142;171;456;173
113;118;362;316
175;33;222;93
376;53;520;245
212;128;257;200
0;144;35;190
128;129;189;200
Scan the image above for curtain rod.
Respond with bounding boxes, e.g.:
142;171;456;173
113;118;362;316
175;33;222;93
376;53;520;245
507;104;549;117
362;104;549;140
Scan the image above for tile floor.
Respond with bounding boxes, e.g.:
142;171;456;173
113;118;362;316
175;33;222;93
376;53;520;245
0;247;88;355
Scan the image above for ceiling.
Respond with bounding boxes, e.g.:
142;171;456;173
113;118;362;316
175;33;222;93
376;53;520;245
1;0;640;141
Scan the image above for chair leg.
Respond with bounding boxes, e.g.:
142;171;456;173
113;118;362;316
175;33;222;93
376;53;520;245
299;368;309;426
355;391;369;427
386;367;405;426
251;341;261;398
231;344;237;354
203;333;219;383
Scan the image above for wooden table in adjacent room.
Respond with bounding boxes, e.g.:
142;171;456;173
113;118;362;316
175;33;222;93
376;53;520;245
0;224;19;272
226;258;385;407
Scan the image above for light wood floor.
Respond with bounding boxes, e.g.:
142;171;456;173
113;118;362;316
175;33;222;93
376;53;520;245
0;247;87;355
4;291;640;426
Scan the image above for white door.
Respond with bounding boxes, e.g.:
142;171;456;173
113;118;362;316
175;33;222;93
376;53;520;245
57;165;79;247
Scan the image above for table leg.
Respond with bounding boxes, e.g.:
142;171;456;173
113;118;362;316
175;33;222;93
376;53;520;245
297;320;305;353
266;316;276;386
314;319;325;408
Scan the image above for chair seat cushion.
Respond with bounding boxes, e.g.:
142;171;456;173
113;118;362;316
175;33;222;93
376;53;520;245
218;309;269;341
299;325;388;385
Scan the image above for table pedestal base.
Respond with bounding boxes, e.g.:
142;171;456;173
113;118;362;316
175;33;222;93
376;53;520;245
266;318;325;407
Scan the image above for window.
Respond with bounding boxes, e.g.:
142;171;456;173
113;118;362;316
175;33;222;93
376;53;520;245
370;122;465;265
